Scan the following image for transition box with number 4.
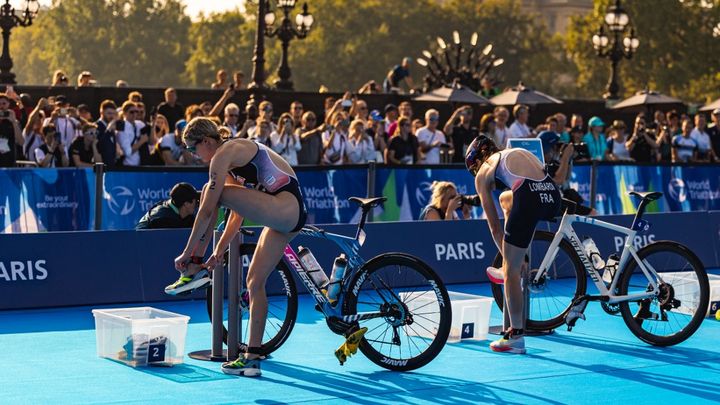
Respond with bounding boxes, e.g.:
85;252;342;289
401;291;493;343
92;307;190;367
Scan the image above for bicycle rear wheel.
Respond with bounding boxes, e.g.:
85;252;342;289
344;253;451;371
490;230;587;330
205;243;298;356
618;241;709;346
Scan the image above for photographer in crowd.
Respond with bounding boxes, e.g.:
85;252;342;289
34;125;69;168
419;181;472;220
626;114;657;163
136;182;200;230
385;116;418;165
539;131;595;215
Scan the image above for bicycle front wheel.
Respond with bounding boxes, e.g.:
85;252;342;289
618;241;709;346
490;230;587;331
205;243;298;356
344;253;451;371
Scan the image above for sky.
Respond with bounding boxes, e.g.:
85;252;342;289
36;0;246;20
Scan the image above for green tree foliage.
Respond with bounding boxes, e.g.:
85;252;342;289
184;10;256;87
566;0;720;103
261;0;568;93
12;0;191;86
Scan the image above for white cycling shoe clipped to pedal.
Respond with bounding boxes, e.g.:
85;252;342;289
486;267;504;285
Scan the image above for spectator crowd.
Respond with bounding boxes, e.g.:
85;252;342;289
2;71;720;169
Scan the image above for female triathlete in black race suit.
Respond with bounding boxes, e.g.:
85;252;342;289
174;117;307;377
465;135;561;354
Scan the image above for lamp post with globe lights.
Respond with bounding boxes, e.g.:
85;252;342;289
0;0;39;84
264;0;314;91
592;0;639;100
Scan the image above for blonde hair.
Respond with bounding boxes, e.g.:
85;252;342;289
429;181;456;209
183;117;220;147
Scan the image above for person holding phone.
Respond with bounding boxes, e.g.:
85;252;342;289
34;125;69;168
117;101;148;166
322;112;349;165
271;113;301;165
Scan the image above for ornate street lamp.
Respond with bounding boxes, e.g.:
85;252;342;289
592;0;639;100
264;0;313;91
0;0;39;84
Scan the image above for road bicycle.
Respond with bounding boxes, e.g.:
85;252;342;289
205;196;452;371
490;191;710;346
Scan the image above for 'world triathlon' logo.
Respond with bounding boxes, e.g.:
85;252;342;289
106;186;136;216
415;182;433;206
667;178;687;203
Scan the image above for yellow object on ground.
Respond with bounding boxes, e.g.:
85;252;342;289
335;327;368;366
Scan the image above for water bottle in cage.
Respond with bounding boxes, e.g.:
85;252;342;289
603;254;619;284
297;246;329;289
326;254;349;304
582;237;606;270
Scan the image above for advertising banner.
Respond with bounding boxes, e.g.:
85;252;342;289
373;167;482;222
295;167;367;224
592;164;720;215
0;168;94;233
102;170;207;230
1;212;718;310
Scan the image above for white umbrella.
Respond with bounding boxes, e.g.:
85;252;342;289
489;82;563;106
415;83;492;105
611;89;683;110
700;98;720;112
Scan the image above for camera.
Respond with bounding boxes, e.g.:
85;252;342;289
460;194;481;207
0;110;9;119
560;141;590;160
341;99;353;108
59;108;68;116
116;120;125;131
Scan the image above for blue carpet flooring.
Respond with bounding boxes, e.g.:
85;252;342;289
1;282;719;404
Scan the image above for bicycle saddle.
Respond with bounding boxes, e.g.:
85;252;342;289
348;196;387;210
629;191;662;201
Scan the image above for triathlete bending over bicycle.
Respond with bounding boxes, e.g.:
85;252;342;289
172;117;307;377
465;135;561;354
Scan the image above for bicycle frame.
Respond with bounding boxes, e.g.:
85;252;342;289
280;225;388;325
537;213;661;304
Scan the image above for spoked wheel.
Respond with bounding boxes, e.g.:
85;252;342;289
205;243;298;356
618;241;709;346
490;230;587;331
344;253;451;371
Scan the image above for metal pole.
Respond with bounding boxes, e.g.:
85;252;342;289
227;233;240;360
366;162;376;222
93;163;104;230
248;0;268;90
210;230;225;360
590;161;598;210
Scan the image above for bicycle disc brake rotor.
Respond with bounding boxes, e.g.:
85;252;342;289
657;282;679;310
527;268;546;294
381;301;407;327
